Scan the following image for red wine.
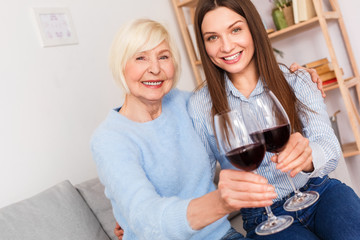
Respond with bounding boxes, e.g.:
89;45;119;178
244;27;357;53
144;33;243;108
225;143;265;171
263;124;290;153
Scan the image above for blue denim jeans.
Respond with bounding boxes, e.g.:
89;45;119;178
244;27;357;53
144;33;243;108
220;227;252;240
241;176;360;240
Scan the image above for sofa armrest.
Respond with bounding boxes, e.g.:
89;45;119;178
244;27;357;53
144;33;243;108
76;178;118;240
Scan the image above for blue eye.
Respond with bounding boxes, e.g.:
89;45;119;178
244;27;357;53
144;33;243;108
160;55;169;60
207;35;218;41
233;27;241;33
136;56;145;60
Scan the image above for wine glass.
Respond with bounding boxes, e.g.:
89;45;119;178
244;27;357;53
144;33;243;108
214;109;293;236
252;89;319;213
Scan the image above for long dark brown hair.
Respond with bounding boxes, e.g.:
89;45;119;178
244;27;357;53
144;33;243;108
194;0;303;132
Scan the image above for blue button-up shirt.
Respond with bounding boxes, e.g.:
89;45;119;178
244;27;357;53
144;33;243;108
188;65;341;201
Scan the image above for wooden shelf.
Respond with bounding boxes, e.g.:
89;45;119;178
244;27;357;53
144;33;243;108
324;77;359;92
269;17;320;39
177;0;198;7
268;11;340;40
342;142;360;158
171;0;203;85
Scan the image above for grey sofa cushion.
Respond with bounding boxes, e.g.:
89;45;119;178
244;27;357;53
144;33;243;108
0;180;110;240
76;178;117;240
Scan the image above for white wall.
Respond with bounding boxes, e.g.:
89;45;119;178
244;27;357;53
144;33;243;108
0;0;195;208
1;0;359;209
253;0;360;194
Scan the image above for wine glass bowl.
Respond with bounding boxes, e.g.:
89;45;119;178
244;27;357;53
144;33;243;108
225;142;265;171
214;109;266;172
262;123;290;153
254;90;291;152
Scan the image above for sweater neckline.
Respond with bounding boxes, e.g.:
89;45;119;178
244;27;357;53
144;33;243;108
110;106;168;127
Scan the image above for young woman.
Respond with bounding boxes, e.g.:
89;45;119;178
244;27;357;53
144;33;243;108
188;0;360;239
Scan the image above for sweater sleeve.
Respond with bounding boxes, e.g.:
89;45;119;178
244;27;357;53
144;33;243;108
91;131;197;239
287;68;341;177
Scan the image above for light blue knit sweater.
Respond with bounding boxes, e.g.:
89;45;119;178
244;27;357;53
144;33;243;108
91;89;231;240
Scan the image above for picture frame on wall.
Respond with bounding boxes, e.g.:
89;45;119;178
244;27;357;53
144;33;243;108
32;7;78;47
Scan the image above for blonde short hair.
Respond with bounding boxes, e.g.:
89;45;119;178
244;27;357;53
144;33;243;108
109;19;181;92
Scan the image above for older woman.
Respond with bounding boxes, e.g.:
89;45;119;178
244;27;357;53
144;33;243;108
90;18;277;240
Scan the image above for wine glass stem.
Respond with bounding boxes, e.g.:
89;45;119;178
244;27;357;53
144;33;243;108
286;172;303;197
253;170;278;220
265;206;277;221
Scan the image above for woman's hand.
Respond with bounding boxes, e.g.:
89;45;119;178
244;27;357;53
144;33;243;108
271;132;314;177
217;169;277;212
114;222;124;240
290;62;326;98
186;169;276;230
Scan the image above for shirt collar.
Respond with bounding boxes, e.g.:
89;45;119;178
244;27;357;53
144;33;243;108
224;73;266;101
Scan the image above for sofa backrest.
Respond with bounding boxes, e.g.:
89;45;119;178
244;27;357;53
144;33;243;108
0;180;110;240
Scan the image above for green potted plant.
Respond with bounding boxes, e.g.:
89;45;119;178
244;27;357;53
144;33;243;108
272;0;292;8
270;0;294;30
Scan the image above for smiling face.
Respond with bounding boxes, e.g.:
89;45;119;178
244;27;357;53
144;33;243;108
201;7;256;79
123;40;175;104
